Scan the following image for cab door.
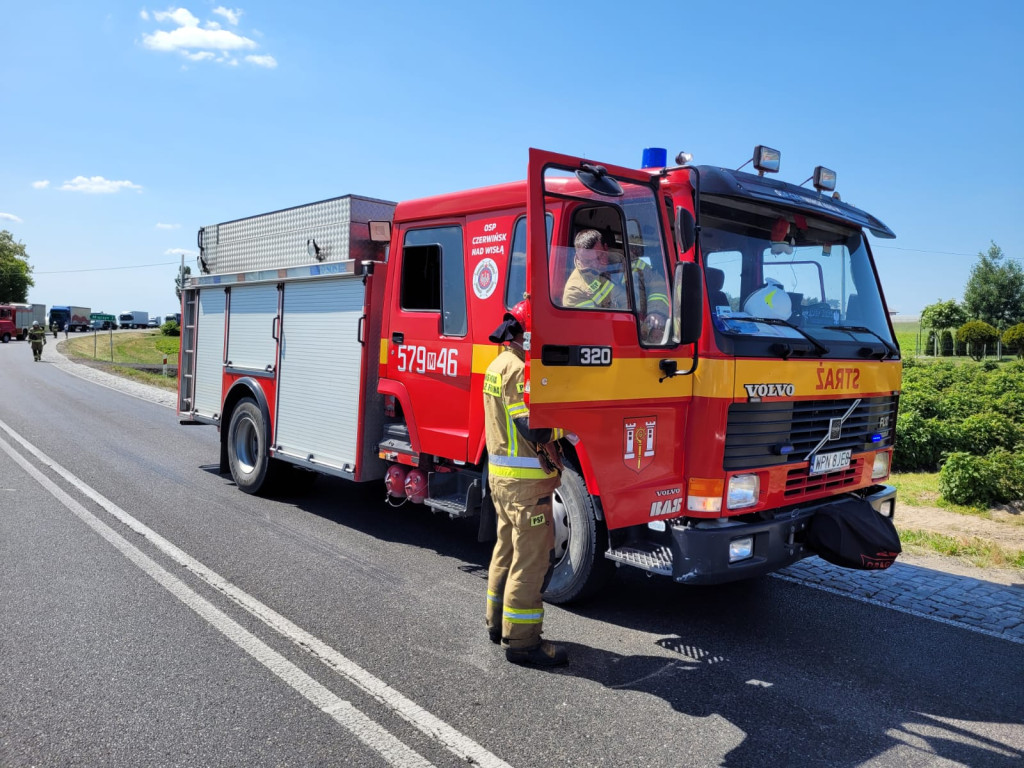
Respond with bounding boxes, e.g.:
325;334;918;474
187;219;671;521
525;149;695;529
384;223;474;461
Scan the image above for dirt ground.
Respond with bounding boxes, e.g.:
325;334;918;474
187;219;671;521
894;504;1024;586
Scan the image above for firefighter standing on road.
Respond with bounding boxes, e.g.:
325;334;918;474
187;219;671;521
50;321;58;339
28;321;46;361
562;229;628;310
483;301;568;667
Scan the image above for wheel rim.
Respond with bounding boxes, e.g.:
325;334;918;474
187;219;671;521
551;484;572;569
232;414;260;475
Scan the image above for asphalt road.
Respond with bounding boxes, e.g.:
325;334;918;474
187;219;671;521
2;340;1022;767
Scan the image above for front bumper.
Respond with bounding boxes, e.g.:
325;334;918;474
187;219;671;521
667;485;897;585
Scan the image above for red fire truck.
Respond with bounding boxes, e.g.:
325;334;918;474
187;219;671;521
178;146;901;602
0;302;46;342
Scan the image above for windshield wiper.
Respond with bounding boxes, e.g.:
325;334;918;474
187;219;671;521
742;317;830;357
824;325;898;359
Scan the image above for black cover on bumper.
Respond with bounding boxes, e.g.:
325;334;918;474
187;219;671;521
668;486;896;585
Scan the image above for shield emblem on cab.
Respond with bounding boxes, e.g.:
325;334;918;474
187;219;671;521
623;417;657;473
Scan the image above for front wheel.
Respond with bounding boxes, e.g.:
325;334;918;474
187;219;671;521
1;333;9;343
227;398;274;495
543;462;614;604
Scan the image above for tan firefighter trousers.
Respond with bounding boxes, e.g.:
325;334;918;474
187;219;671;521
486;481;556;650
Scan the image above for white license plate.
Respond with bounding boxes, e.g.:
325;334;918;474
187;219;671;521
809;449;852;475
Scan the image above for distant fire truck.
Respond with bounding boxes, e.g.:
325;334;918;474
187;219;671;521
179;146;901;602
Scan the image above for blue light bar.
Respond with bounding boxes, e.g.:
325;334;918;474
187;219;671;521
871;434;882;443
642;147;667;169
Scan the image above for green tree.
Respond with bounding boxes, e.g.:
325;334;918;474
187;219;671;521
1003;323;1024;359
962;242;1024;328
175;264;191;301
0;230;34;303
957;320;1000;361
921;299;968;355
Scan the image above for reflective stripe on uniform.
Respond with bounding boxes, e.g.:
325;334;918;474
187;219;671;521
487;589;502;605
488;463;553;479
489;455;544;468
506;402;528;418
503;605;544;624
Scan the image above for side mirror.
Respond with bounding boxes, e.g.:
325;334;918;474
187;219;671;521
673;261;703;346
675;207;696;253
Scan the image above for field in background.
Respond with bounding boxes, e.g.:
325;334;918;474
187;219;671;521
62;330;179;391
892;318;922;355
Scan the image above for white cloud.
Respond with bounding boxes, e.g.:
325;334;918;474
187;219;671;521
32;180;50;189
142;6;274;67
156;222;181;230
213;7;242;26
0;212;23;223
60;176;143;194
245;54;277;69
165;248;195;256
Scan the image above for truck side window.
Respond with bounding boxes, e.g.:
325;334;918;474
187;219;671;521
505;214;553;308
402;226;467;336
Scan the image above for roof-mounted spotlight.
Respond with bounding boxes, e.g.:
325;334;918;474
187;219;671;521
752;145;781;175
812;166;836;192
675;151;693;165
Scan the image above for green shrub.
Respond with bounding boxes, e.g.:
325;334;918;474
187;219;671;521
939;449;1024;505
954;413;1021;454
1002;323;1024;358
939;452;1001;505
161;320;181;337
895;411;956;472
957;320;1000;361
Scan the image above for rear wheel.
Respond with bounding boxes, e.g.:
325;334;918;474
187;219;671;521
543;462;614;604
227;398;275;494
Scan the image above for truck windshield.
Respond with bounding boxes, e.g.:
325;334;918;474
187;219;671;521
700;196;897;359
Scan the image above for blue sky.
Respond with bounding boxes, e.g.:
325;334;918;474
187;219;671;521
2;1;1021;319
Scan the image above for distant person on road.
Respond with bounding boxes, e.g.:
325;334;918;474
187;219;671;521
28;321;46;361
50;321;58;339
63;323;68;339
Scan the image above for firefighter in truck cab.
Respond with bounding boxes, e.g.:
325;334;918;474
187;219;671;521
483;301;569;667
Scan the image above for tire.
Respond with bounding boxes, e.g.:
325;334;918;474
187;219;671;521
1;333;9;344
543;462;614;604
227;398;275;495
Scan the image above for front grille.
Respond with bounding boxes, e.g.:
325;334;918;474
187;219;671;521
784;458;863;497
724;395;898;471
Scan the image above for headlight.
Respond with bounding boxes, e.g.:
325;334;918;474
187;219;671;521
872;452;891;480
729;536;754;563
727;474;759;509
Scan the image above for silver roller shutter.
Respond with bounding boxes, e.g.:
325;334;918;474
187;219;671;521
275;277;365;475
194;289;226;419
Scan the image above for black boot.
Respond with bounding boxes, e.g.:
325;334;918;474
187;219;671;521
505;641;568;667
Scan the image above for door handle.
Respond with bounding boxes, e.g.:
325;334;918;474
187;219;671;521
392;332;404;344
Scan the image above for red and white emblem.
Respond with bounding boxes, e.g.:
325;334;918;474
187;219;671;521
623;416;657;473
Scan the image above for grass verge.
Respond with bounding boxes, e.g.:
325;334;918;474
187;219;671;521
898;529;1024;570
62;331;179;392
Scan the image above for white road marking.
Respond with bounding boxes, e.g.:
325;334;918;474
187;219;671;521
0;429;433;768
0;418;512;768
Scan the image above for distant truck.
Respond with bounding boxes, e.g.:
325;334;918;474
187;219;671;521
0;303;46;341
148;316;161;327
49;305;91;332
165;312;182;325
118;310;149;329
90;312;117;330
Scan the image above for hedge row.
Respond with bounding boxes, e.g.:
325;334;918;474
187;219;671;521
896;359;1024;504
